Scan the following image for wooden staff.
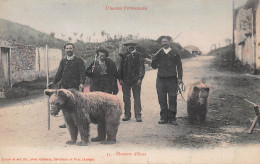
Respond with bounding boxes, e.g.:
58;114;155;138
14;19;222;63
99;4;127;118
92;54;97;72
45;45;50;130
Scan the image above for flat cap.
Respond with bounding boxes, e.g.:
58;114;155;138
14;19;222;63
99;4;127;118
63;43;75;49
123;40;138;46
157;36;172;43
96;48;109;57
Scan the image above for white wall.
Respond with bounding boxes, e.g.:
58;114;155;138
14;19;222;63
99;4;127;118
36;47;62;77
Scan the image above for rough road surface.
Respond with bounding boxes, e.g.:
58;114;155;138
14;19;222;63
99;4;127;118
0;56;259;164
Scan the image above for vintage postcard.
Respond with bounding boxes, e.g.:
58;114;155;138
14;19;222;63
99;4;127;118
0;0;259;163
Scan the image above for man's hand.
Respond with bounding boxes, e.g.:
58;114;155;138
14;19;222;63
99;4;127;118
151;54;156;60
79;83;84;92
178;79;183;84
48;82;55;89
119;80;125;87
136;79;142;85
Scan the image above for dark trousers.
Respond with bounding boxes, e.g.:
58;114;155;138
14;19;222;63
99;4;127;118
122;83;142;118
156;77;178;121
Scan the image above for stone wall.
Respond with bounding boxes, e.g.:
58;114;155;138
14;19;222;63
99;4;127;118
10;44;37;85
0;39;62;89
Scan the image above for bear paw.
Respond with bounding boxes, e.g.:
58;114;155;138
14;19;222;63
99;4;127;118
65;140;76;145
101;140;116;145
91;137;105;142
76;141;89;146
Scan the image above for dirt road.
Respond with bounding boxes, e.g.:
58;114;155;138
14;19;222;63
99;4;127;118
0;56;211;147
0;55;259;163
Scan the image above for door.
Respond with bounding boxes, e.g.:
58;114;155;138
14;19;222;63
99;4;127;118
0;47;11;87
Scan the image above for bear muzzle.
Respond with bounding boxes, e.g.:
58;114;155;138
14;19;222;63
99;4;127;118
198;98;207;106
50;108;60;116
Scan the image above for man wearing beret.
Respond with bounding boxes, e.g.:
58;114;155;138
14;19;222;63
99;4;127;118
48;43;86;128
86;48;118;95
118;41;145;122
151;36;183;125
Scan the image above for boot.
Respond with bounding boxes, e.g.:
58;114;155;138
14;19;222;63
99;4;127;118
169;120;178;125
122;116;130;121
158;120;168;124
59;123;66;128
91;137;105;142
136;117;142;122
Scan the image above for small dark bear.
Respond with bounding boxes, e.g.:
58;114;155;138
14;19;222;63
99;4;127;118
44;89;122;145
185;81;210;124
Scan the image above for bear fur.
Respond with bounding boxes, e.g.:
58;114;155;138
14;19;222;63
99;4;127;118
185;81;210;124
44;89;122;145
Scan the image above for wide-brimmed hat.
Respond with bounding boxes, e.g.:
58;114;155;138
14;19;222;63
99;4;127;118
123;40;138;46
96;48;109;57
157;36;172;43
63;43;75;49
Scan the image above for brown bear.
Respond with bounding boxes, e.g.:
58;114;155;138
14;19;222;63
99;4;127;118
185;81;210;124
44;89;122;146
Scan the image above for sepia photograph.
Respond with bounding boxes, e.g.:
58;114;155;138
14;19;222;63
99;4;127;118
0;0;259;163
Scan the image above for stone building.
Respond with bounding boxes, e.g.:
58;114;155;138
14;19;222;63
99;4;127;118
184;45;201;55
0;38;62;92
234;0;260;72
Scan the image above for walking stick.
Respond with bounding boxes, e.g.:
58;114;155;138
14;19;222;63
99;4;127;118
92;53;97;72
45;45;50;130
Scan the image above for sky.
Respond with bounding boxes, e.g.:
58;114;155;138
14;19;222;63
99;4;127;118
0;0;247;53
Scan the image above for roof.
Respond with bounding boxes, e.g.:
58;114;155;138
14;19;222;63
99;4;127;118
184;45;200;51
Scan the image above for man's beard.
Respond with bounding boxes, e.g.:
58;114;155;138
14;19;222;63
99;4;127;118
66;51;73;56
163;45;169;48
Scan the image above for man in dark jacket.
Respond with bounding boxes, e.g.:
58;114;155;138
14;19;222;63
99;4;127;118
86;48;118;95
151;36;183;125
48;43;86;128
118;41;145;122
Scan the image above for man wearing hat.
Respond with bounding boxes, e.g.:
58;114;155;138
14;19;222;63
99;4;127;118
151;36;183;125
48;43;86;128
86;48;118;95
118;40;145;122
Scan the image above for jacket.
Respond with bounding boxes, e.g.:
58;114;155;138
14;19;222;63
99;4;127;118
86;58;119;94
118;51;145;85
54;56;86;89
151;49;183;79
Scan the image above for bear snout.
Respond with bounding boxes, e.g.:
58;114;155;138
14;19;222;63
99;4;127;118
50;108;60;116
198;98;206;105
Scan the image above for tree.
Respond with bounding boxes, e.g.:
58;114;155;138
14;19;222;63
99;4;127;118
101;31;105;37
101;31;105;42
61;33;66;40
50;32;55;38
80;33;83;41
225;38;231;45
68;37;72;42
127;34;133;40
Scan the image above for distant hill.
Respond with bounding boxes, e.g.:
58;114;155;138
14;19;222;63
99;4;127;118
0;18;65;49
207;44;233;57
0;18;193;64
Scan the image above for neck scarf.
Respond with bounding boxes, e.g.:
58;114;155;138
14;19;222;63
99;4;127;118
67;55;75;61
163;47;171;54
